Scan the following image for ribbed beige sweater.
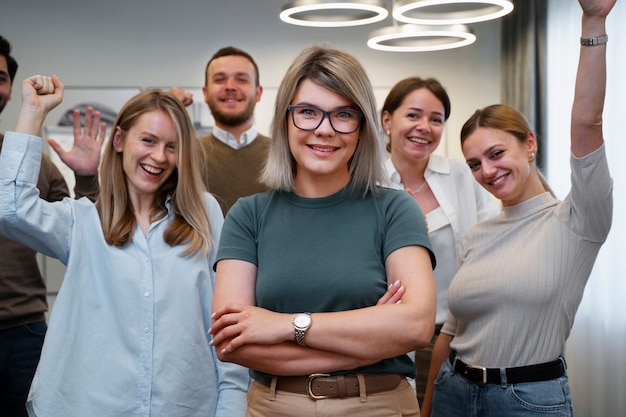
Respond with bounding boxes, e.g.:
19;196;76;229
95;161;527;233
443;145;613;368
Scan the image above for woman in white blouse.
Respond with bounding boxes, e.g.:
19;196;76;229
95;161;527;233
381;77;500;404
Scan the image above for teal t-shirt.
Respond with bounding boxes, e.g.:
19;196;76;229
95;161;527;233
217;184;434;381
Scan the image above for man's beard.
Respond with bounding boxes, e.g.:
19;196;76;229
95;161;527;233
209;99;256;128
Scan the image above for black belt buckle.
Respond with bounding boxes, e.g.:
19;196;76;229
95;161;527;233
464;365;488;384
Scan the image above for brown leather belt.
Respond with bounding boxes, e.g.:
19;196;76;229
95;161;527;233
261;373;404;400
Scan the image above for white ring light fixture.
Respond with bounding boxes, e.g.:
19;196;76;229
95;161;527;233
280;0;388;27
393;0;514;25
367;24;476;52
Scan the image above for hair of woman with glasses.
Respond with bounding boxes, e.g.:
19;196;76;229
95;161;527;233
209;44;437;416
260;45;383;196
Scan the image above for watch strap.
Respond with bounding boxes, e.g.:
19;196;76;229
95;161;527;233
580;35;608;46
295;327;307;346
293;312;311;347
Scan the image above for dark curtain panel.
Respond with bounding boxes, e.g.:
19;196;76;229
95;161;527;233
501;0;548;170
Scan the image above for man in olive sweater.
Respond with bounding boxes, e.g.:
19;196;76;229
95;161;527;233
0;35;101;416
172;46;270;215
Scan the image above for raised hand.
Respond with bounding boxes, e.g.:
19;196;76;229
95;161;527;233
48;106;106;176
16;75;64;136
578;0;616;18
169;86;194;107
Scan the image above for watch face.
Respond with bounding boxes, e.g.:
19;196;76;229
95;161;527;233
294;314;311;328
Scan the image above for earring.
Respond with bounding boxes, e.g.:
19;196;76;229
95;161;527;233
528;152;535;163
385;130;390;136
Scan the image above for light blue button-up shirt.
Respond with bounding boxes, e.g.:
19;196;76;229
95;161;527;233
0;132;250;417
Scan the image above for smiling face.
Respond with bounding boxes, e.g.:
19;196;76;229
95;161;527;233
203;54;261;129
383;87;445;164
462;126;539;206
113;109;178;206
288;79;361;194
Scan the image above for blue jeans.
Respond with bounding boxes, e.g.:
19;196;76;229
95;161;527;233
432;357;574;417
0;321;47;417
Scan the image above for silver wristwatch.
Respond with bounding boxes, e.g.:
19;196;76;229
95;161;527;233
293;313;312;346
580;34;608;46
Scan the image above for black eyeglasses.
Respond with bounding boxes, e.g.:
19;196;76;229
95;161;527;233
288;105;364;134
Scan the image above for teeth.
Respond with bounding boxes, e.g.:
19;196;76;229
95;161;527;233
490;175;505;185
142;165;163;174
310;145;335;152
408;137;429;144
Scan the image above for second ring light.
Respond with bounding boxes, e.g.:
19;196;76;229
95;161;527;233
393;0;514;25
367;24;476;52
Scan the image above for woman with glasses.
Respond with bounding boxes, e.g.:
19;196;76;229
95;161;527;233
209;45;437;416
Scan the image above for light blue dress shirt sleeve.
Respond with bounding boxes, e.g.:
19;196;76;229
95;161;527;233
205;193;251;417
0;132;72;262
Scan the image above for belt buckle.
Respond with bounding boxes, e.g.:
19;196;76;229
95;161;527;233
306;373;331;400
465;365;487;384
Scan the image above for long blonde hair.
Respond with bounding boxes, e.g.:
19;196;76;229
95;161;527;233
96;89;212;256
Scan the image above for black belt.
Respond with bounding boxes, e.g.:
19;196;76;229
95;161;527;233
449;351;565;384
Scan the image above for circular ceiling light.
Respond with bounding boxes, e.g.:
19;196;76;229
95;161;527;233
280;0;388;27
367;24;476;52
393;0;514;25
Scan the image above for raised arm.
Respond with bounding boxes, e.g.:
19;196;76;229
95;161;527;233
48;106;105;201
1;75;73;261
571;0;616;157
169;87;194;107
15;75;63;135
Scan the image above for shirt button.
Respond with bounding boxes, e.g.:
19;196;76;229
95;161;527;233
144;291;150;297
144;327;150;333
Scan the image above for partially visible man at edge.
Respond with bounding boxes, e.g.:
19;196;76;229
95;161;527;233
171;46;270;215
0;35;102;417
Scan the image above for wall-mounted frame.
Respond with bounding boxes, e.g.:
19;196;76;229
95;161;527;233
43;86;142;196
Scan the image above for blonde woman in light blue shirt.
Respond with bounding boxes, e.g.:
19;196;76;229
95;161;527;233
0;75;249;417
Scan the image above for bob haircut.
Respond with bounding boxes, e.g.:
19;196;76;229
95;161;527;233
260;45;384;197
96;89;212;256
461;103;554;196
381;77;451;153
